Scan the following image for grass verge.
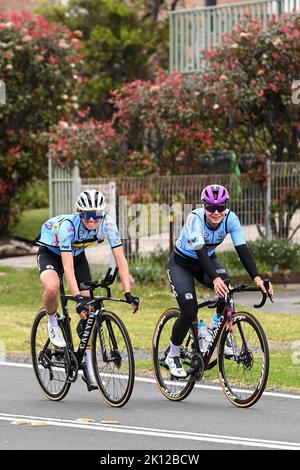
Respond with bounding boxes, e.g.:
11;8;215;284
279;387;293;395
0;266;299;393
11;207;49;241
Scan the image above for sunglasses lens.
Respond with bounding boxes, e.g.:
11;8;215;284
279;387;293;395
81;212;102;220
205;204;226;213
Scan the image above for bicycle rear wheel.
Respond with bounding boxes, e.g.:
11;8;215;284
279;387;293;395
31;309;71;401
152;309;196;401
218;311;269;408
91;311;135;407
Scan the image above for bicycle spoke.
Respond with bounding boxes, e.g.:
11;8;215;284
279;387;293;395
218;312;269;407
153;309;196;401
92;311;134;407
31;310;71;401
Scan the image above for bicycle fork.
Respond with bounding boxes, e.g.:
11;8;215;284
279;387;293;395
96;310;121;366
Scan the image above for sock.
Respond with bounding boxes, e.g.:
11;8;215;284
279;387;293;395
47;312;58;327
85;347;94;374
169;341;181;357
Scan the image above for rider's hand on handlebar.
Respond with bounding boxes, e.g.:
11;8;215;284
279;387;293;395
213;277;230;298
254;276;274;296
124;292;140;313
75;295;90;320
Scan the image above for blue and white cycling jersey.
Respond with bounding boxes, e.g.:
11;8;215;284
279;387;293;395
36;213;122;256
175;208;245;259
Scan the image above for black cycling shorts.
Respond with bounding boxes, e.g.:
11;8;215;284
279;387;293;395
167;250;228;345
37;246;91;288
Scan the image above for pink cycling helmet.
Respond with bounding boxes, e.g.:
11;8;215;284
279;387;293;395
201;184;230;204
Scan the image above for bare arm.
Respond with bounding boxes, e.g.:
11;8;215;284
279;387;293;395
111;246;131;293
61;251;81;297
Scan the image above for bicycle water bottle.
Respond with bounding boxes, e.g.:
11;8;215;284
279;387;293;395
198;319;210;353
208;314;220;333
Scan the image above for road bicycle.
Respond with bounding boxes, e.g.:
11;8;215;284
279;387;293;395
152;280;273;408
31;267;135;408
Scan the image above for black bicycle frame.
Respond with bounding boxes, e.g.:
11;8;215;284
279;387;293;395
58;272;128;367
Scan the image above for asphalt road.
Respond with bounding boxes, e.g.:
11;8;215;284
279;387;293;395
0;362;300;451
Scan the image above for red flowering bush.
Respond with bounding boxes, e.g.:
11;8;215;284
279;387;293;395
0;12;82;235
202;13;300;162
48;70;213;176
48;117;126;177
111;70;213;175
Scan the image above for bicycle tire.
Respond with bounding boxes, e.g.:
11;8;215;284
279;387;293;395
218;311;269;408
91;310;135;408
152;309;196;401
31;309;71;401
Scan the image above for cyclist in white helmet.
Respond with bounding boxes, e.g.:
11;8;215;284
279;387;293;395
35;189;139;387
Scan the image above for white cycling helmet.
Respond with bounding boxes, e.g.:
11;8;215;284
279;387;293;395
76;189;106;212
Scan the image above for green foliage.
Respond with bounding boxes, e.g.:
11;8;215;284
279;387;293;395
9;181;49;234
203;14;300;162
16;180;49;210
129;249;170;284
0;12;82;236
37;0;169;120
10;207;49;241
219;239;300;276
247;239;300;273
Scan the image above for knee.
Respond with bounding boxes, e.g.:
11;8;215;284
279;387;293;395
178;298;198;322
44;283;59;301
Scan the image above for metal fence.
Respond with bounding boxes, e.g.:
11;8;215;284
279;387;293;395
49;159;300;261
169;0;300;73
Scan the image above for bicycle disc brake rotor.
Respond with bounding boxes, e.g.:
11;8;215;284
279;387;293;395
238;348;254;370
110;349;122;368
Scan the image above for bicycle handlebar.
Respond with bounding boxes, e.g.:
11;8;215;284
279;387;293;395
198;279;274;310
68;266;133;306
79;266;119;291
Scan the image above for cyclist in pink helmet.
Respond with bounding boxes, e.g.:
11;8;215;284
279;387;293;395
201;184;229;205
165;183;273;378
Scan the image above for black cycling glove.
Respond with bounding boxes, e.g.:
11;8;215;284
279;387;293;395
124;292;140;312
75;295;90;315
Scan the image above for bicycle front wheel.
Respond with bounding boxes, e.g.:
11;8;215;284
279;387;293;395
152;309;196;401
218;311;269;408
91;311;135;407
31;309;71;401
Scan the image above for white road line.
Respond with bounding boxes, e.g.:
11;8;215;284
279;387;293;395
1;361;299;400
0;412;299;450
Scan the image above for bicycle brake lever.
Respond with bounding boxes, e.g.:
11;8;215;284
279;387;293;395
263;278;274;303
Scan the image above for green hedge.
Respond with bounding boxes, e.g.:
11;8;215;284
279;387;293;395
218;239;300;275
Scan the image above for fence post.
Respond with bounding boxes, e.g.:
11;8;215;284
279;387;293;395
48;154;54;217
265;158;272;240
169;211;174;253
0;80;6;105
109;181;117;269
72;161;81;208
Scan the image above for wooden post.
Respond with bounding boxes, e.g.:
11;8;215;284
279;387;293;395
169;211;174;254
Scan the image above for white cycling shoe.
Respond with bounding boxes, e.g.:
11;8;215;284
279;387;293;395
165;354;187;378
48;324;66;348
